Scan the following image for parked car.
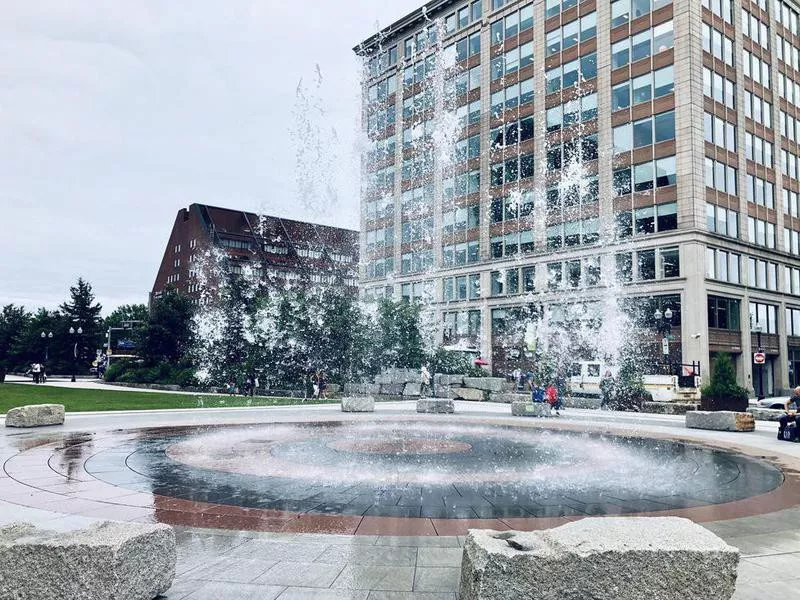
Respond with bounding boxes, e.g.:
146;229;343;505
755;397;788;409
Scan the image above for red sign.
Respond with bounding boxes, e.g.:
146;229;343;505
753;352;766;365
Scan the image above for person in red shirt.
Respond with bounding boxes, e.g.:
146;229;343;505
546;384;561;416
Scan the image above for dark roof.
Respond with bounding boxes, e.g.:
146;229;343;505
192;203;358;251
354;0;461;56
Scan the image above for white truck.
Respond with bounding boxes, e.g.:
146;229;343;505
567;361;690;402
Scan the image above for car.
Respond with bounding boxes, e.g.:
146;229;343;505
755;397;788;409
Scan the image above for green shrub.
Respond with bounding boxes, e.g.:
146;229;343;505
701;353;749;411
429;348;487;377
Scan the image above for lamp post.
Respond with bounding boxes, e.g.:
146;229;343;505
654;307;674;374
753;322;764;401
69;326;83;383
40;331;53;362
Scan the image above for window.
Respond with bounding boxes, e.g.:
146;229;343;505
546;12;598;56
705;158;737;195
704;112;736;152
749;302;778;333
702;24;734;66
747;217;776;248
703;68;736;108
708;296;741;331
661;247;680;278
702;0;733;23
545;53;597;93
706;204;738;238
743;50;771;87
613;156;676;196
706;247;740;283
611;21;674;69
746;175;774;209
747;257;778;290
612;110;675;151
491;4;534;44
786;267;800;295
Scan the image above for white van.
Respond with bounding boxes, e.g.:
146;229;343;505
568;361;677;402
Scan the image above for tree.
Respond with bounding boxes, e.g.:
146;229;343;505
137;289;195;365
0;304;31;381
375;299;425;369
701;353;749;411
104;304;148;330
60;278;103;363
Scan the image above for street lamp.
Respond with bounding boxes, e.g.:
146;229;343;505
753;322;764;401
40;331;53;362
654;307;674;373
69;326;83;383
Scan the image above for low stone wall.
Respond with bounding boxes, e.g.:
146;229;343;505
686;411;755;432
417;399;454;414
341;397;375;412
747;407;784;421
511;402;552;417
5;404;64;427
562;396;602;409
0;521;176;600
460;518;739;600
643;401;698;415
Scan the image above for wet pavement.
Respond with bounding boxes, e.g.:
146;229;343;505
2;400;800;598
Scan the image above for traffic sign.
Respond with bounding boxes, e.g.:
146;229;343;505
661;337;669;355
754;352;766;364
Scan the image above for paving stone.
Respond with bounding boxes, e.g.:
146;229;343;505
225;540;327;563
183;556;278;583
318;545;418;566
416;547;464;568
367;593;456;599
413;567;461;592
277;588;369;599
185;581;285;600
254;561;346;587
332;565;415;591
374;536;460;548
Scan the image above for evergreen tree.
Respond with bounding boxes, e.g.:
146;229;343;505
0;304;31;380
700;353;749;411
60;278;103;362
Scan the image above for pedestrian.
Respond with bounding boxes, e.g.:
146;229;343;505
546;383;561;415
312;371;321;399
531;379;545;403
31;362;41;384
512;367;523;391
40;364;47;384
778;386;800;440
253;375;259;397
319;372;328;399
226;380;236;396
525;369;535;391
600;370;615;409
420;364;431;397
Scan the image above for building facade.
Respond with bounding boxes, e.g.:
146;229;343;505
151;204;359;303
356;0;800;394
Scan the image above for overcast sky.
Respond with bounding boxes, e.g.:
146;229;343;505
0;0;419;314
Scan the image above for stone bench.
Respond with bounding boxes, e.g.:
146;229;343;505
417;398;454;413
5;404;65;427
341;397;375;412
0;521;176;600
747;407;784;422
511;402;552;417
686;410;755;432
460;517;739;600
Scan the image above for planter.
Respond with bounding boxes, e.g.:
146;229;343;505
700;396;748;412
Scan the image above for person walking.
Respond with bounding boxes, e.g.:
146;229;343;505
31;362;41;384
420;364;431;397
319;372;328;399
512;367;523;392
312;371;321;399
778;386;800;440
531;379;545;403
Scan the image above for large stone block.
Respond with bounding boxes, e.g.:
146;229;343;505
747;407;784;422
562;396;602;409
454;387;486;401
5;404;65;428
379;383;405;396
403;382;421;396
643;401;698;415
0;521;176;600
686;410;755;432
440;374;464;386
341;397;375;412
417;399;454;414
489;392;528;404
460;518;739;600
463;377;505;392
343;383;363;395
511;402;552;417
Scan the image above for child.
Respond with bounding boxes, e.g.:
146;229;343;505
546;384;561;416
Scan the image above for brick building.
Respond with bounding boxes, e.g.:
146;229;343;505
151;204;359;303
356;0;800;394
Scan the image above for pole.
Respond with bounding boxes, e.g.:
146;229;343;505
757;330;764;401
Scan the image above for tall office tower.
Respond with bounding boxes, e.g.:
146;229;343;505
356;0;800;395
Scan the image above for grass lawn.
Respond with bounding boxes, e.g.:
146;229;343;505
0;383;337;414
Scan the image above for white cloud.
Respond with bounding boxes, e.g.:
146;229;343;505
0;0;421;313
